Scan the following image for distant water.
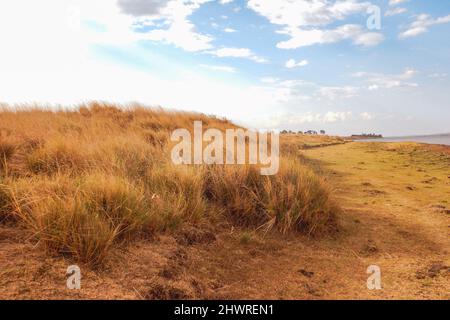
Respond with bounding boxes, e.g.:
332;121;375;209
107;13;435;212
358;133;450;146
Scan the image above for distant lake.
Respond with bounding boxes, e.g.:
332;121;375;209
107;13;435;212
358;133;450;146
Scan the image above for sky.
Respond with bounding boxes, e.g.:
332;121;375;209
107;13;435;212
0;0;449;136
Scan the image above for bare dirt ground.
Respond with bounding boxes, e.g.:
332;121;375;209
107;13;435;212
1;142;449;299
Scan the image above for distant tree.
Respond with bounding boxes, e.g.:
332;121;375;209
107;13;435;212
281;130;288;134
320;130;326;135
297;131;303;135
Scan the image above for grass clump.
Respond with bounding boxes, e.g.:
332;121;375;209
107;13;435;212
33;196;116;267
27;138;89;175
204;161;338;235
81;174;151;240
146;165;206;230
0;140;16;163
15;174;153;266
204;165;267;228
263;159;339;235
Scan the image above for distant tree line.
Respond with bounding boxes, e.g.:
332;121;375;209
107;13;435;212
351;133;383;138
281;130;326;135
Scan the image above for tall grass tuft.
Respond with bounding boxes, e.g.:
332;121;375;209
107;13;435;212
263;160;339;235
204;162;338;235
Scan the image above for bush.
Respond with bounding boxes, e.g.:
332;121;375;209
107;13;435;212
27;138;89;175
16;174;153;266
204;165;267;227
145;165;206;231
81;174;151;240
263;159;339;235
204;161;338;235
0;140;15;162
33;196;116;267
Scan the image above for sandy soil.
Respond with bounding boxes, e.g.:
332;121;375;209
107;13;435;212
1;142;449;299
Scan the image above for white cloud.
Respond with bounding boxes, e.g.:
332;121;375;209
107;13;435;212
145;23;213;52
208;47;268;63
260;77;280;84
385;7;407;17
139;0;215;52
248;0;371;28
200;64;236;73
353;68;419;89
260;110;378;129
249;80;314;105
316;86;359;100
264;111;353;127
25;0;215;52
428;73;447;79
360;112;373;120
117;0;170;16
247;0;383;48
389;0;408;6
323;111;352;122
27;0;214;52
285;59;309;69
277;24;384;49
224;27;237;33
400;14;450;38
352;31;385;47
220;0;234;4
254;79;360;106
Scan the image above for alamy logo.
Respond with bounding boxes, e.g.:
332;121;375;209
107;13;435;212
171;121;280;175
367;265;382;290
66;265;81;290
367;5;381;30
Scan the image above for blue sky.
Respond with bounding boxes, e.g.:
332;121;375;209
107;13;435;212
0;0;449;136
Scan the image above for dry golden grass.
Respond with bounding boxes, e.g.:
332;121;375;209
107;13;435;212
280;133;347;155
0;103;339;266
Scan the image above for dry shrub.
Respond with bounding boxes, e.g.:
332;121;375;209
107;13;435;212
33;196;116;266
8;170;204;265
27;138;90;174
204;161;338;235
146;165;206;231
81;174;151;240
94;136;156;179
141;129;170;148
204;165;267;228
0;140;16;163
12;174;152;266
263;159;339;235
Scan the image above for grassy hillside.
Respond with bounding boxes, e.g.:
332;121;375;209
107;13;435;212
0;103;340;267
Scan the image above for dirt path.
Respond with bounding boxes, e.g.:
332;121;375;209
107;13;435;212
1;142;449;299
186;142;450;299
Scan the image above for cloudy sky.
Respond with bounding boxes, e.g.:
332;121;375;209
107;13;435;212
0;0;449;136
